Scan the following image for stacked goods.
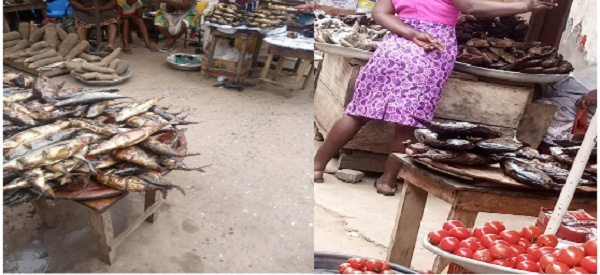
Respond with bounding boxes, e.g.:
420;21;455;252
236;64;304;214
4;23;103;74
63;47;130;81
205;3;299;29
314;11;387;52
426;220;597;274
408;117;596;191
3;71;205;207
454;15;574;74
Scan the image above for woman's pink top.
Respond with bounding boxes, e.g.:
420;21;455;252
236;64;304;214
392;0;461;26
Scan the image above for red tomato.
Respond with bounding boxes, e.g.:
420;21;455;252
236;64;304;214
459;239;479;252
364;272;378;274
428;230;449;245
346;258;366;270
365;259;384;273
453;247;474;258
472;226;495;238
440;237;460;253
418;270;435;274
573;245;586;255
537;235;559;248
552;249;562;258
583;238;597;256
473;250;493;263
380;270;395;274
510;244;526;255
545;262;570;274
485;221;506;234
526;245;540;256
466;237;480;242
580;256;596;274
343;268;363;274
516;260;539;272
499;230;521;244
481;234;500;249
567;267;590;274
339;263;352;273
533;247;556;261
518;238;532;248
492;240;511;247
539;254;560;270
515;254;535;263
559;247;586;267
443;220;464;231
491;259;513;267
449;227;471;241
490;244;512;259
522;226;542;241
381;261;391;271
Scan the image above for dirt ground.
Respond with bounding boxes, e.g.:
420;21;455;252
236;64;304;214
3;39;314;273
313;141;538;272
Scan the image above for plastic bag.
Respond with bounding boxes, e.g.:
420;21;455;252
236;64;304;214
572;105;589;134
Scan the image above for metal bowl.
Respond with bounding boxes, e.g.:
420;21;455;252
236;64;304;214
314;251;417;274
453;62;569;84
70;68;132;86
166;54;202;71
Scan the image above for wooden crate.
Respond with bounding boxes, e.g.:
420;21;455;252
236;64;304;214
314;53;546;173
200;56;252;81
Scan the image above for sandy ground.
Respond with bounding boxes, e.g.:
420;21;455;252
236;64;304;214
313;141;538;272
3;39;314;273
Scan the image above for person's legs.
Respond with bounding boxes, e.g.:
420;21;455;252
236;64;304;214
122;18;131;51
314;114;370;181
132;9;157;51
76;27;88;41
106;23;118;48
163;21;186;49
375;124;416;195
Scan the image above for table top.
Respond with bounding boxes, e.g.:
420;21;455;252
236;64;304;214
76;193;128;213
3;1;46;11
393;153;597;201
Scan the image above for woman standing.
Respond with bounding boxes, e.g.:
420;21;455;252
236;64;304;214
314;0;556;195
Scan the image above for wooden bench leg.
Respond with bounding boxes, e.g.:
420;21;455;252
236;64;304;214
144;190;159;223
234;38;249;83
432;204;478;273
31;199;56;228
287;59;312;98
204;35;217;80
387;180;428;266
88;209;116;264
302;61;315;90
272;56;285;81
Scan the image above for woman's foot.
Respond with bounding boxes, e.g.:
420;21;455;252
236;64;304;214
146;43;159;52
101;44;116;53
123;46;133;54
374;177;398;196
314;171;324;183
161;38;177;50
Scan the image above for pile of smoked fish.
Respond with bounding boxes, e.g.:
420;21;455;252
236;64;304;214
205;3;299;29
3;70;205;207
454;15;574;75
408;117;596;191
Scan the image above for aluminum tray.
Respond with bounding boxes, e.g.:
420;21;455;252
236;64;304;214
315;42;373;61
453;62;569;84
70;68;132;86
314;251;417;274
167;54;202;71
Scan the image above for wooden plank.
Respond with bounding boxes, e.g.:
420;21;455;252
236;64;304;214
399;163;457;204
345;120;395;155
31;199;56;228
314;78;346;134
144;190;159;223
88;209;116;264
434;77;533;128
387;181;429;266
339;149;388;173
319;54;358;107
110;192;163;249
433;205;478;273
516;103;558;148
77;194;127;213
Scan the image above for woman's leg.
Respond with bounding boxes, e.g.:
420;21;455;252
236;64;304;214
163;21;186;49
375;124;416;194
76;27;88;41
132;9;158;51
314;114;370;180
122;19;131;51
106;23;118;48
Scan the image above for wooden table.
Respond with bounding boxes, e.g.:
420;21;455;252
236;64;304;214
30;190;162;264
258;44;314;98
3;1;47;32
387;154;597;273
204;27;263;83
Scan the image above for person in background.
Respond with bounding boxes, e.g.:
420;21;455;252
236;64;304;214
536;64;597;152
70;0;119;52
153;0;197;51
313;0;556;195
117;0;159;53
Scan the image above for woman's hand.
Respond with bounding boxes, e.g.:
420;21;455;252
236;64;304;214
527;0;557;11
576;89;597;109
412;32;445;52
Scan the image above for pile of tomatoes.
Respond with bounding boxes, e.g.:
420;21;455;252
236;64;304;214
338;258;396;274
427;220;597;274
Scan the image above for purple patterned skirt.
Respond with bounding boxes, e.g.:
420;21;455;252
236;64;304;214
345;19;458;127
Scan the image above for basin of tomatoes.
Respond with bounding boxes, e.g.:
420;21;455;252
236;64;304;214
339;258;434;274
427;220;597;274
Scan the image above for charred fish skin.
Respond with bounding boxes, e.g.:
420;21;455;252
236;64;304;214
475;139;524;154
501;159;561;191
413;116;503;139
54;92;129;107
56;87;120;100
413;149;494;165
115;97;163;122
414;129;474;150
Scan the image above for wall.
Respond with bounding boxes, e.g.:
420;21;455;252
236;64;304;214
558;0;597;70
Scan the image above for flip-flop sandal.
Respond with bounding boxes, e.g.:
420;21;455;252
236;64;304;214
158;48;171;53
374;179;396;196
149;48;160;53
313;171;324;183
123;49;133;54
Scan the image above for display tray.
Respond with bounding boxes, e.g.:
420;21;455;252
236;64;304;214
314;42;373;61
167;54;202;71
70;68;132;86
314;251;417;274
453;62;569;84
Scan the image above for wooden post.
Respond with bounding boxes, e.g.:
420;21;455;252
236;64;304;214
287;59;311;97
386;180;428;266
31;199;56;228
88;209;116;264
144;190;159;223
205;32;218;80
272;57;285;81
235;35;249;83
